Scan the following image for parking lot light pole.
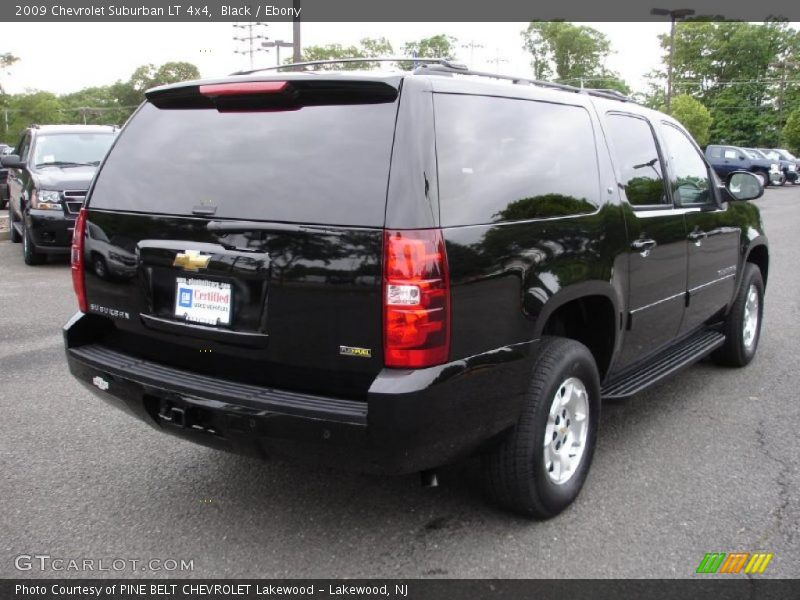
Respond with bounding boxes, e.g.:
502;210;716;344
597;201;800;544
651;7;696;113
263;40;294;67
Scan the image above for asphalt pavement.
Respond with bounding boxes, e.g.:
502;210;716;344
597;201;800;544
1;188;798;579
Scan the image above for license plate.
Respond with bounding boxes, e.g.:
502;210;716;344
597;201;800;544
174;277;232;326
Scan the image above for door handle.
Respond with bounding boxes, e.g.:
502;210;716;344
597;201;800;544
688;230;707;246
631;238;657;257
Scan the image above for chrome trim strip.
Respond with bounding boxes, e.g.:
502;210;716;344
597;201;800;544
688;273;735;294
632;207;702;218
630;291;685;314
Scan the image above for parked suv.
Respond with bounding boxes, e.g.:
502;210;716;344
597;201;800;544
1;125;117;264
758;148;799;185
63;63;768;518
705;144;781;187
0;143;11;209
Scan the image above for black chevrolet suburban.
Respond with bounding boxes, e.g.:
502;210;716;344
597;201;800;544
63;61;768;518
1;125;116;264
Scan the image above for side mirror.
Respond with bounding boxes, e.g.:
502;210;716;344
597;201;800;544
726;171;763;201
738;154;746;160
0;154;25;169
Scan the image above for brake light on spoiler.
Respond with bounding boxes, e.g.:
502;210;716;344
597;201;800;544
199;81;289;97
383;229;451;368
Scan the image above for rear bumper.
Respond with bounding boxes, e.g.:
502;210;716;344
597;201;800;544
64;313;537;474
26;209;74;253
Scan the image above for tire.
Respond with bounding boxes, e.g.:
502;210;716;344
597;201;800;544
9;209;21;243
22;220;45;265
483;337;601;518
753;171;767;187
92;255;108;279
712;263;764;367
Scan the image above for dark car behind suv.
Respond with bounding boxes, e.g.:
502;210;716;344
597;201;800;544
705;144;780;187
1;125;117;264
63;62;768;518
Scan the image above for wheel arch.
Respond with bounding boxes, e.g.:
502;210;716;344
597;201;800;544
534;282;621;380
745;243;769;289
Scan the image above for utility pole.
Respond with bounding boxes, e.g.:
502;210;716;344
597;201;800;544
263;40;294;67
770;59;800;130
461;41;484;67
651;8;695;113
233;22;269;70
292;0;302;66
488;48;508;71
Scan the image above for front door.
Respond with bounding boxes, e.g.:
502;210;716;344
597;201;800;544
603;112;688;369
659;122;740;334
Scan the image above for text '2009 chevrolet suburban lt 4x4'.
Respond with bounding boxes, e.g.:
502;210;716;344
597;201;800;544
63;60;768;518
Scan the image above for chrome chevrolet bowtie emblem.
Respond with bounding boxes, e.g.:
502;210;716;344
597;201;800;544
173;250;211;271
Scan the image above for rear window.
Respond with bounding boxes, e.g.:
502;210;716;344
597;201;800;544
89;100;398;227
434;94;600;227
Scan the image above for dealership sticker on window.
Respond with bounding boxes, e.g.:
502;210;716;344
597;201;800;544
174;278;231;326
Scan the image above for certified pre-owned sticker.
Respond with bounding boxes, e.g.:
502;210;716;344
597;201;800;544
339;345;372;358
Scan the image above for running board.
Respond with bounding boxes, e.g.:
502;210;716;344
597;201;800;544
601;330;725;399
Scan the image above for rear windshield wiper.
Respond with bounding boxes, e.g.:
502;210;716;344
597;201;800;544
35;161;95;168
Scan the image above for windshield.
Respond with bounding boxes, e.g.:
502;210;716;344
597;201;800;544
760;150;780;161
743;149;762;159
34;133;115;168
775;149;796;160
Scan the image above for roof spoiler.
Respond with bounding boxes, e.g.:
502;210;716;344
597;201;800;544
145;78;400;110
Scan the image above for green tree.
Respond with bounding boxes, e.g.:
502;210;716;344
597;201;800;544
645;20;800;146
668;94;713;146
521;22;629;92
60;86;129;126
5;91;65;139
292;37;394;70
783;107;800;154
402;35;458;60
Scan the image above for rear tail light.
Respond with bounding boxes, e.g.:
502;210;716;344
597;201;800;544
383;229;450;368
71;208;88;312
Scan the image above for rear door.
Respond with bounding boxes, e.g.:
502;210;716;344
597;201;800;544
603;112;687;368
82;79;401;399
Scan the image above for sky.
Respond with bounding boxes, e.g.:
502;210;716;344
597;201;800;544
0;22;669;95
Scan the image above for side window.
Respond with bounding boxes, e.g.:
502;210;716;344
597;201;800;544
660;123;712;206
434;94;600;226
708;146;722;158
17;133;31;162
606;113;668;207
723;149;738;159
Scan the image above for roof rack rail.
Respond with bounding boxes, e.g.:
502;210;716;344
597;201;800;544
582;88;631;102
229;57;633;103
413;63;579;92
412;63;632;103
231;57;467;76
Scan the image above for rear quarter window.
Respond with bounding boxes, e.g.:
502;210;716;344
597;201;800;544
433;94;601;227
88;100;399;227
